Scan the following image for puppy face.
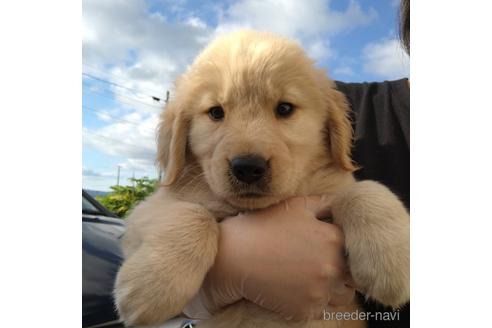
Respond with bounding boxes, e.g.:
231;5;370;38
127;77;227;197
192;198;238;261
158;31;354;209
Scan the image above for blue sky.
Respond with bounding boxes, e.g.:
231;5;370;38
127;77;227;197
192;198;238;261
82;0;409;191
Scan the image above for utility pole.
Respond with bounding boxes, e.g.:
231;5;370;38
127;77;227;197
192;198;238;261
158;90;170;183
116;165;121;186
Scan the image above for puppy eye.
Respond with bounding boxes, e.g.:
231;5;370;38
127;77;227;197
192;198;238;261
208;106;225;121
276;102;295;118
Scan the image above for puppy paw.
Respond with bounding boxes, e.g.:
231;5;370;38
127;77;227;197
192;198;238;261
331;180;410;307
114;203;219;326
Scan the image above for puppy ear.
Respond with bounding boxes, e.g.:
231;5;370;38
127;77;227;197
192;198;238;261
157;101;189;185
324;83;357;172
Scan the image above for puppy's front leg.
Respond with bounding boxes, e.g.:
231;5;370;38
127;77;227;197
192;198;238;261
331;180;410;308
114;188;219;326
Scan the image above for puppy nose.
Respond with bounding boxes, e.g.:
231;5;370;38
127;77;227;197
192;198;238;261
230;155;267;184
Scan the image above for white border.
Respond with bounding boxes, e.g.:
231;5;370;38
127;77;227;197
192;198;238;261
412;1;492;326
0;1;81;326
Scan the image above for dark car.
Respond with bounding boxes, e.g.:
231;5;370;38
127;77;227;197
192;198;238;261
82;190;125;327
82;190;191;328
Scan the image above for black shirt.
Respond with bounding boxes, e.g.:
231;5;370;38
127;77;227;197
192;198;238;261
336;79;410;328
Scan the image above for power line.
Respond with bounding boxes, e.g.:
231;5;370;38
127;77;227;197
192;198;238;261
83;84;163;110
82;72;165;102
83;63;167;97
83;82;163;111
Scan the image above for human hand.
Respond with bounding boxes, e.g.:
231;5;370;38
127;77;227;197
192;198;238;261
183;196;355;320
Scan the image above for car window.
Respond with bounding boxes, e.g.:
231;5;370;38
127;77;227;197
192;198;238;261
83;196;100;212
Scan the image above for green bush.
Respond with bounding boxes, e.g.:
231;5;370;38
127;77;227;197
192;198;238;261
96;177;158;217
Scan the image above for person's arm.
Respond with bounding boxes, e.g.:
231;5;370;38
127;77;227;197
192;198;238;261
184;196;356;320
335;80;411;327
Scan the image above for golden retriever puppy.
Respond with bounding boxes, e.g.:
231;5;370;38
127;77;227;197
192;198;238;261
114;30;409;328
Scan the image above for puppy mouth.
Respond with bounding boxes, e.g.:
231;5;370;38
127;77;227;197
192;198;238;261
229;180;271;199
224;191;280;210
236;192;266;198
224;180;288;208
221;184;275;207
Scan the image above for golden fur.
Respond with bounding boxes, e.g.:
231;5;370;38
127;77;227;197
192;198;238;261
114;30;410;328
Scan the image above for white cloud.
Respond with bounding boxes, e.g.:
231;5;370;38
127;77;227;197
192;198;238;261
82;111;158;175
82;168;118;191
83;0;211;99
216;0;376;37
119;158;157;173
83;0;380;101
305;39;334;62
186;16;208;29
83;168;110;177
82;0;210;185
83;174;121;191
362;38;409;80
214;0;377;61
83;0;378;90
333;66;355;77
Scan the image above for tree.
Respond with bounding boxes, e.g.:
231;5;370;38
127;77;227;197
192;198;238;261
96;177;158;217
